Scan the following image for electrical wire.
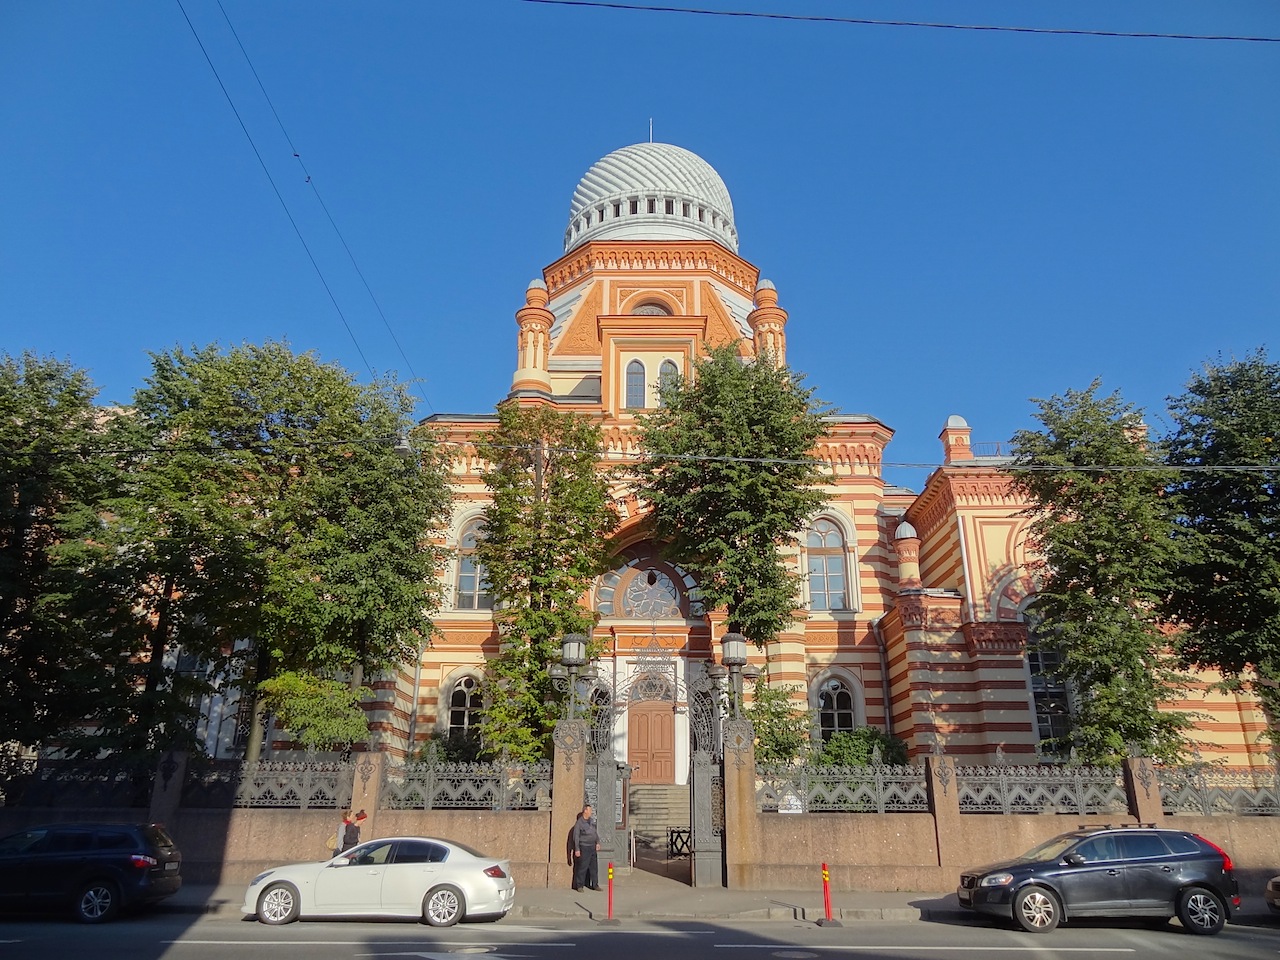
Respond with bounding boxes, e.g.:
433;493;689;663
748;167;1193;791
4;437;1277;475
172;0;377;381
517;0;1280;43
213;1;436;415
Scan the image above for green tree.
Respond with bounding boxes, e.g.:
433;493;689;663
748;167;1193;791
812;727;908;767
474;402;618;761
1165;349;1280;719
0;353;111;749
632;344;830;644
1010;382;1195;765
257;671;372;751
743;674;812;763
85;341;450;762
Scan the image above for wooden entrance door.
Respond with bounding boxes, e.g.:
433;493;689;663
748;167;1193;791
627;700;675;784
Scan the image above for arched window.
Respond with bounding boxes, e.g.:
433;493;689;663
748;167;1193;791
1027;618;1072;757
620;568;681;618
625;360;646;409
658;359;679;406
455;520;492;610
447;676;483;736
817;677;857;741
806;518;848;611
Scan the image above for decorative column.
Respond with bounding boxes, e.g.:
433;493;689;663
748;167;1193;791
550;719;588;889
722;718;759;889
149;751;188;826
1123;754;1165;824
747;279;787;366
926;745;963;871
892;521;923;590
511;279;553;395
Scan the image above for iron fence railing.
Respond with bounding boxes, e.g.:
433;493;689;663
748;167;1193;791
0;759;155;809
756;761;930;813
181;758;356;809
381;755;552;811
1157;762;1280;816
955;761;1127;815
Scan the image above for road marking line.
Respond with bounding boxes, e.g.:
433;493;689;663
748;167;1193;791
713;948;1135;953
164;941;575;947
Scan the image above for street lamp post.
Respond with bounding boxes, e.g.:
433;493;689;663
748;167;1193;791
720;633;748;718
549;632;591;720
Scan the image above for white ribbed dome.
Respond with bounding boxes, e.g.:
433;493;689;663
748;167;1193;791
565;143;737;253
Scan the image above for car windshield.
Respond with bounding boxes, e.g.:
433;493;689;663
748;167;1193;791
448;840;488;858
1018;834;1083;862
0;830;47;855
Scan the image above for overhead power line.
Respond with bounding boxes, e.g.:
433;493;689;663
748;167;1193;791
6;437;1278;475
173;0;377;381
213;1;436;415
518;0;1280;43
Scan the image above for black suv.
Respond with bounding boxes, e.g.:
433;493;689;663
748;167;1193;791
0;823;182;922
958;826;1239;935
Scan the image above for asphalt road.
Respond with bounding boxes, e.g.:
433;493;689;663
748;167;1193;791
2;911;1280;960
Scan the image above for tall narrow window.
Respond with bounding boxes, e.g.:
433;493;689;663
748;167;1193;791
1028;630;1072;757
658;360;679;406
448;676;483;736
806;518;848;611
817;677;856;740
625;360;646;409
455;520;493;610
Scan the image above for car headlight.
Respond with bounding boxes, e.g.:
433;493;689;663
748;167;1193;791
980;873;1014;887
249;871;275;886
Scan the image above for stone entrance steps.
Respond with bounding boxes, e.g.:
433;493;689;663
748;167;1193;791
627;782;689;849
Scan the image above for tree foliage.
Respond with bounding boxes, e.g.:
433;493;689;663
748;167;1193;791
77;341;450;761
743;675;812;763
0;353;111;749
1010;382;1195;765
474;402;618;761
257;671;372;751
632;344;830;644
1164;350;1280;706
811;727;909;767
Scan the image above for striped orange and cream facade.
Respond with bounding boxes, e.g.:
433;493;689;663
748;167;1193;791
364;143;1267;775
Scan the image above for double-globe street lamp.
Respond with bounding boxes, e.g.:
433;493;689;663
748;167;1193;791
548;632;595;720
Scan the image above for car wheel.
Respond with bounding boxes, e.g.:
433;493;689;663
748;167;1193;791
423;884;464;927
257;881;301;925
1177;886;1225;935
1013;885;1060;933
74;880;119;924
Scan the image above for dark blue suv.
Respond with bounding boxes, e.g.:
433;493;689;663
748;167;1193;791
0;823;182;922
958;826;1239;935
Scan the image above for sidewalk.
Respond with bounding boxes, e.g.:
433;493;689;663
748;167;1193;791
156;867;1277;924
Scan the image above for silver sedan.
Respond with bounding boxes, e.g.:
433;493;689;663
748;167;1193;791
242;836;515;926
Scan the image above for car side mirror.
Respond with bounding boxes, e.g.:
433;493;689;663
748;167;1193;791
1063;853;1085;866
330;856;352;867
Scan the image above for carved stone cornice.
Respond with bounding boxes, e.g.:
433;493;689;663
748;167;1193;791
961;620;1027;656
906;484;956;541
950;474;1021;508
895;592;964;632
543;241;759;298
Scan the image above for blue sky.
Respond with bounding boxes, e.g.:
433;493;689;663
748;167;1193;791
2;1;1276;489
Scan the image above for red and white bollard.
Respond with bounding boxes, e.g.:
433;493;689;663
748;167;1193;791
816;861;843;926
